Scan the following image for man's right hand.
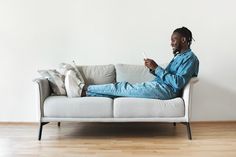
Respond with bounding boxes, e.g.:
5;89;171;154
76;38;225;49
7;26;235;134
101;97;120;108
144;58;158;70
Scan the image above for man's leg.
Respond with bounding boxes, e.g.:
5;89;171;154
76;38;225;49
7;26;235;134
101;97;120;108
86;81;167;99
65;70;85;98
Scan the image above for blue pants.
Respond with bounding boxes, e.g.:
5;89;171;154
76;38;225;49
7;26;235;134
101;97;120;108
86;81;176;100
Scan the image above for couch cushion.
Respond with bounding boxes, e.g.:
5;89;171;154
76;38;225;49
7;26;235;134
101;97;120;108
77;64;116;85
38;69;66;95
115;64;155;83
113;97;184;118
44;96;113;118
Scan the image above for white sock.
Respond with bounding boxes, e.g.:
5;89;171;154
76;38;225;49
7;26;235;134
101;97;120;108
65;70;85;98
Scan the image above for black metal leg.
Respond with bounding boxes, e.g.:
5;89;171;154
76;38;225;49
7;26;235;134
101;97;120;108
186;122;192;140
38;122;49;141
173;122;176;126
58;122;61;127
181;122;192;140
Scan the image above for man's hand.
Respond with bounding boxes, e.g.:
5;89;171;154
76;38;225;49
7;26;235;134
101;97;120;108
144;59;158;70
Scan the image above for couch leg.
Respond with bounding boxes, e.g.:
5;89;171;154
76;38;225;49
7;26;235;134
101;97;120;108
186;122;192;140
38;122;49;141
173;122;176;126
57;122;61;127
181;122;192;140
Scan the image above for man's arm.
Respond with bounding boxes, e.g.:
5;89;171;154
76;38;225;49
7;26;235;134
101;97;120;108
149;68;156;76
153;57;198;90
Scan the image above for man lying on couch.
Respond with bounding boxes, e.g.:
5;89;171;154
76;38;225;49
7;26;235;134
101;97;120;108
67;27;199;100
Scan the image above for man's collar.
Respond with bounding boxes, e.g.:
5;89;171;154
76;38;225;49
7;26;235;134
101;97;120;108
174;48;191;57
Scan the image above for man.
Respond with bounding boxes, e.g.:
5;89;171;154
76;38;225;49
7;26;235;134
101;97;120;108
80;27;199;100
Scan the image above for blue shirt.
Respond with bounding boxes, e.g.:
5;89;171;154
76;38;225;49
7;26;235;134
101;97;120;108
152;49;199;96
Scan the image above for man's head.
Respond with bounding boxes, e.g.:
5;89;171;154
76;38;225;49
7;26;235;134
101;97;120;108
171;27;193;55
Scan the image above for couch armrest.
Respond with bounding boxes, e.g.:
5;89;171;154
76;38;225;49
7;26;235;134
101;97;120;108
182;77;199;121
33;78;51;118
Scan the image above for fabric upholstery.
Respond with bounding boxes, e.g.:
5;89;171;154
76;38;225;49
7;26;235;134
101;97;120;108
115;64;155;83
36;64;198;122
58;62;85;97
38;69;66;95
38;62;85;96
44;96;113;118
77;64;116;85
57;62;85;84
34;78;51;117
113;97;184;118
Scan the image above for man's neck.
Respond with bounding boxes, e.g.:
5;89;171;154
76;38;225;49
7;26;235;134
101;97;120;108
180;47;189;53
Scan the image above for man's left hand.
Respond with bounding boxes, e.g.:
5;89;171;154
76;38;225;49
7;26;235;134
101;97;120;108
144;59;158;70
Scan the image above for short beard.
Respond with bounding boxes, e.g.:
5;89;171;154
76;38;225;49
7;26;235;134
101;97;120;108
173;49;179;55
173;45;181;55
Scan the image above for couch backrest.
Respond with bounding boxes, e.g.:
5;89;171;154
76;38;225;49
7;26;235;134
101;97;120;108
115;64;156;83
77;64;167;85
77;64;116;85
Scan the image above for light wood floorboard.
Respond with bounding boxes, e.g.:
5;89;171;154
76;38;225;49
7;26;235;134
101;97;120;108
0;122;236;157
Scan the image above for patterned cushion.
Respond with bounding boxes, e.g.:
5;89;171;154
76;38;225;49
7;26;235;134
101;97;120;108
38;62;84;96
38;64;116;96
38;69;66;95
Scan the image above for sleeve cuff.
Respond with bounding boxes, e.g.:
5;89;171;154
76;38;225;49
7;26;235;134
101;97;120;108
155;66;165;78
149;68;155;75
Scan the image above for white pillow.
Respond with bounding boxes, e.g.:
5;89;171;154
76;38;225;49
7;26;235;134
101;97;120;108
58;62;85;97
57;62;85;84
38;62;85;96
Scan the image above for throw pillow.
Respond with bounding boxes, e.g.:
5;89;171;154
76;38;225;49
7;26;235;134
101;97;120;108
38;69;66;95
57;62;85;97
57;62;85;84
38;61;85;97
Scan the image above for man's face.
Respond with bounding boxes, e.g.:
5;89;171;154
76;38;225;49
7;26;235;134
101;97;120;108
171;32;182;54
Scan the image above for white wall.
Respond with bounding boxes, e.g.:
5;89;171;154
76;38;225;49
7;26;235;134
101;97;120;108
0;0;235;122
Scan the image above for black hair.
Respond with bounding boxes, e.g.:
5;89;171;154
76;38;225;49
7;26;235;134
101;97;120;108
173;27;193;48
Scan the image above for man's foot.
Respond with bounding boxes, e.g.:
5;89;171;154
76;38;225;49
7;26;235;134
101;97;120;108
65;70;85;98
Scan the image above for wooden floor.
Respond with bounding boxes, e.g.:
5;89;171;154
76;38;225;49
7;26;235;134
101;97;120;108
0;122;236;157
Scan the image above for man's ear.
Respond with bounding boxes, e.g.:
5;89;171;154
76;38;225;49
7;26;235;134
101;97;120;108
181;37;186;43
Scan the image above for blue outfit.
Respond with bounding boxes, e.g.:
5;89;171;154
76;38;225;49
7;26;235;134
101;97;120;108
87;49;199;99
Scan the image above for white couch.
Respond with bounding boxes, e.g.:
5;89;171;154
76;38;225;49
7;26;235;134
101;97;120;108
34;64;198;140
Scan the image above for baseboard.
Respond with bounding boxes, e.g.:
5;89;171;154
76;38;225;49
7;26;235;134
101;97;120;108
0;122;38;125
0;121;235;125
191;120;236;123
